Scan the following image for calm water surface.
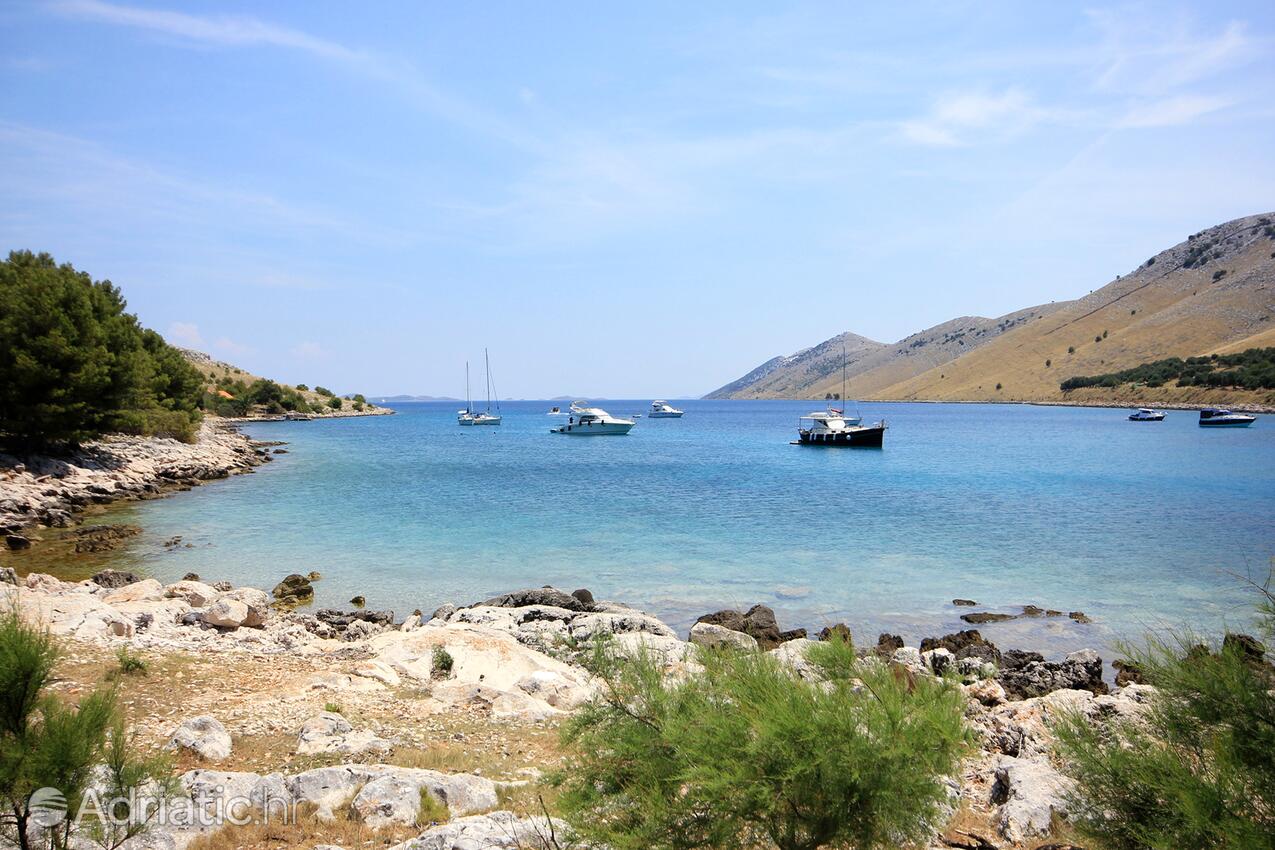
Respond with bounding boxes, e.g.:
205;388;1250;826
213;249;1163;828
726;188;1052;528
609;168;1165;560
91;401;1275;656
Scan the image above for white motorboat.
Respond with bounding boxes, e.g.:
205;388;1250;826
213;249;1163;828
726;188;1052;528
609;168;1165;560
458;350;502;426
1198;408;1256;427
1128;408;1165;421
648;400;684;418
550;402;636;435
547;406;568;416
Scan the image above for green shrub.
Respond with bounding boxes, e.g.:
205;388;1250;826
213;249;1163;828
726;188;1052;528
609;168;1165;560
1045;359;1051;368
1061;348;1275;392
314;386;334;397
327;396;342;410
995;382;1003;390
1068;346;1076;354
0;609;175;850
295;383;309;391
556;639;970;850
431;646;453;678
416;788;448;826
323;702;342;714
114;646;147;676
1053;577;1275;849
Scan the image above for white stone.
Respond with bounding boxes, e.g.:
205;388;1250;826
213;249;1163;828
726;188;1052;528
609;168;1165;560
890;646;925;673
994;756;1075;843
769;638;818;680
103;578;164;604
203;598;249;629
389;811;574;850
168;716;232;762
354;659;402;687
689;621;758;651
296;712;391;757
220;586;271;627
164;580;219;607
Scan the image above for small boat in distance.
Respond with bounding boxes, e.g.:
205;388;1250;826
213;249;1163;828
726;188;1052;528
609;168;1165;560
458;350;502;426
550;402;636;435
1198;408;1256;427
649;400;684;418
548;406;566;415
1128;408;1166;421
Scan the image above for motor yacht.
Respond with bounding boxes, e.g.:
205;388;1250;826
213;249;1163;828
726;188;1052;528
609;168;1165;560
793;408;886;447
648;400;684;418
550;402;636;435
1198;408;1256;427
1128;408;1165;421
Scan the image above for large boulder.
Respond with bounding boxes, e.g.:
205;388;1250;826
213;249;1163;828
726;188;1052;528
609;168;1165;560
296;712;391;757
272;573;314;603
203;598;250;629
168;715;232;762
91;568;141;589
695;604;803;650
292;765;497;823
165;580;219;607
689;621;758;651
393;811;573;849
479;587;598;612
353;774;424;829
102;578;164;605
220;586;271;627
992;756;1074;843
997;649;1108;699
920;629;1002;666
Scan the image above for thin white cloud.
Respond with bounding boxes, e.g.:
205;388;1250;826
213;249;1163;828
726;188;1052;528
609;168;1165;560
48;0;539;151
1119;94;1234;128
166;321;203;348
900;89;1059;147
1088;11;1255;96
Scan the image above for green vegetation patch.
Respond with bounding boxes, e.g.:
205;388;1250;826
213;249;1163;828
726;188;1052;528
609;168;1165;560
0;251;205;449
1060;347;1275;392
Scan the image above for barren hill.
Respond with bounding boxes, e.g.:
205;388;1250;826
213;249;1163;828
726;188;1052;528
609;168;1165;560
709;212;1275;408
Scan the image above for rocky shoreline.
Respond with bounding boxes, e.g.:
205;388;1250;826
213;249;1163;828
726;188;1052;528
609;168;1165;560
4;570;1242;849
0;419;273;548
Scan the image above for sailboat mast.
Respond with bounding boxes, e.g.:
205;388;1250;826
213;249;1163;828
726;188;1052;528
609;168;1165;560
465;362;471;413
842;341;846;406
485;348;492;413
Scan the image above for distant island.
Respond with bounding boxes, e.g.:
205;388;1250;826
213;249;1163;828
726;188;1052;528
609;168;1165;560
708;212;1275;410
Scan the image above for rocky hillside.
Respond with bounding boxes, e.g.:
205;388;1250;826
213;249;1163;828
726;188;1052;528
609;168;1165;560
181;348;389;418
709;212;1275;408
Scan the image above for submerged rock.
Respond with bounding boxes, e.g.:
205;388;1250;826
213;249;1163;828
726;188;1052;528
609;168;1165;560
961;611;1017;625
480;587;598;612
695;604;801;650
272;573;314;603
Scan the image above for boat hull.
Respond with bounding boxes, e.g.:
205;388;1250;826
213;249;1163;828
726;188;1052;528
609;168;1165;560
1199;419;1254;427
794;424;886;447
1129;416;1164;421
648;411;683;418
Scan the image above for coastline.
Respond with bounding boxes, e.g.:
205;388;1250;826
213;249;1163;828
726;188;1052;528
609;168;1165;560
2;571;1171;848
0;418;271;546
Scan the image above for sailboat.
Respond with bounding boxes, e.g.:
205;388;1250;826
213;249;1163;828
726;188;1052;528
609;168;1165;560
458;350;501;426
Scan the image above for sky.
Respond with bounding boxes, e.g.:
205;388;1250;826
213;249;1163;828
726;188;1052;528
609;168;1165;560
2;1;1274;398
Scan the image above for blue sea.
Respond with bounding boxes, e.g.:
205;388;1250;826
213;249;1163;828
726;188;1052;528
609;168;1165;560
95;401;1275;657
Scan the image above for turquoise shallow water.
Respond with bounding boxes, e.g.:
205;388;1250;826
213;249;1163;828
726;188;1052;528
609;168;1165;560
98;401;1274;656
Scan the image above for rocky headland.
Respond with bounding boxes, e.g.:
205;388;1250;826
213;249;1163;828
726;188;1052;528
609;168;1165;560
0;419;272;548
0;569;1225;850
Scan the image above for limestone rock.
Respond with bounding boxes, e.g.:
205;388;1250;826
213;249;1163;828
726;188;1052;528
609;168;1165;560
296;712;391;757
103;578;164;604
168;715;232;762
689;621;758;651
920;629;1002;665
353;774;424;829
203;598;250;629
92;568;141;589
479;587;598;612
390;811;572;849
993;756;1074;843
997;649;1107;699
165;580;219;607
